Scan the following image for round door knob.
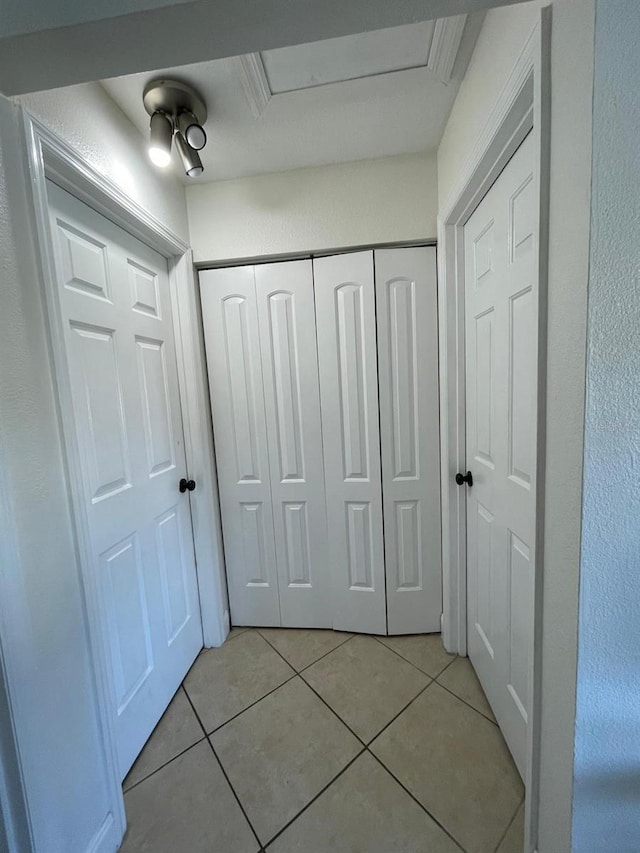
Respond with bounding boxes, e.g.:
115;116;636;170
455;471;473;487
179;478;196;493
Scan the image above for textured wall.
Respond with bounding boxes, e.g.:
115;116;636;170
186;152;437;263
18;81;189;242
573;2;640;849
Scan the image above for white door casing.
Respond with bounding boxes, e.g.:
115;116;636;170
199;265;280;627
463;131;537;778
375;248;442;634
254;261;331;628
314;251;387;635
47;181;203;779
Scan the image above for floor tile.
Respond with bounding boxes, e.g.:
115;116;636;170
497;802;525;853
377;633;455;677
370;683;523;853
302;635;429;742
437;656;496;722
259;627;351;671
228;626;250;640
120;740;258;853
184;631;294;732
123;687;203;791
267;752;462;853
211;676;362;845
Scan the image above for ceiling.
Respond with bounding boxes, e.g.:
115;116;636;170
101;16;482;185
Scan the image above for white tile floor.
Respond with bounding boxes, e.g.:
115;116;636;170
119;629;524;853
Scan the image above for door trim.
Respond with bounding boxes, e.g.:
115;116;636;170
21;112;229;841
436;12;550;853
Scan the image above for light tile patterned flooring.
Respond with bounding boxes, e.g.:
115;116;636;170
120;629;524;853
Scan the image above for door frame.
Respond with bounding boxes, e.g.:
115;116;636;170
20;110;229;833
436;13;550;853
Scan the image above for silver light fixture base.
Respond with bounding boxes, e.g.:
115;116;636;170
143;79;207;125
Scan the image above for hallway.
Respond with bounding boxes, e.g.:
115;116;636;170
119;629;524;853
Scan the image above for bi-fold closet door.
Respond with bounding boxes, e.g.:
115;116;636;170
200;248;441;635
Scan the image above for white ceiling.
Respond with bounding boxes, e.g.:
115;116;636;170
101;18;480;185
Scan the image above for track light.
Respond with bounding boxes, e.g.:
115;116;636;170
177;111;207;151
175;131;204;177
148;111;173;167
143;79;208;177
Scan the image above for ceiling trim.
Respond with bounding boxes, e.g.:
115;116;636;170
233;52;271;118
427;14;467;84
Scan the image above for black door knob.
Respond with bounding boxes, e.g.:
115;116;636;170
179;478;196;493
455;471;473;487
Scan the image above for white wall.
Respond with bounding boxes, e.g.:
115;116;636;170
573;2;640;849
17;82;189;243
437;1;539;207
437;2;595;851
186;152;437;264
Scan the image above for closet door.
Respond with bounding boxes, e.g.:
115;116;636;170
254;261;331;628
375;248;442;634
200;266;280;627
314;251;386;634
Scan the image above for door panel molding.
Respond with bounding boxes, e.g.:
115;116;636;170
436;13;550;853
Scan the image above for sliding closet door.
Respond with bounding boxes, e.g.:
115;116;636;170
254;261;331;628
314;251;386;634
375;248;442;634
199;266;280;627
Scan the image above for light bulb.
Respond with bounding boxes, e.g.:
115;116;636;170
148;111;173;168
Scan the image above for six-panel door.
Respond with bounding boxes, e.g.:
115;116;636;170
47;181;203;778
463;132;537;778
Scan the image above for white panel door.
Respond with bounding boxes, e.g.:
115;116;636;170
254;261;331;628
375;248;442;635
199;266;281;627
314;251;386;634
463;131;537;777
47;182;203;779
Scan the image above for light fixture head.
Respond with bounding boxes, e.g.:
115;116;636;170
177;111;207;151
175;131;204;178
148;111;173;167
143;79;208;176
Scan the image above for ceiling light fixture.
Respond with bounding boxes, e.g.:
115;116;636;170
143;79;208;177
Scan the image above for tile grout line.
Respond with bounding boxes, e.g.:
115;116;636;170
366;750;467;853
182;680;264;852
255;627;355;674
365;678;435;745
370;633;458;680
198;671;299;738
434;678;500;727
261;747;367;850
491;795;525;853
121;733;208;794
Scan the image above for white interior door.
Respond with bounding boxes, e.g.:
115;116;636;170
199;266;280;627
47;181;203;779
254;261;331;628
314;251;386;635
375;247;442;635
463;131;537;777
